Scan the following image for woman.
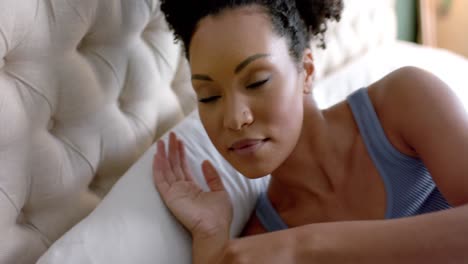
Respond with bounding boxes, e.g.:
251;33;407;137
152;0;468;263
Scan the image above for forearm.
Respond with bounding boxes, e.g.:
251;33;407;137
292;205;468;263
192;231;229;264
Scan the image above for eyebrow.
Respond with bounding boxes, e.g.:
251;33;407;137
191;53;270;81
234;53;270;74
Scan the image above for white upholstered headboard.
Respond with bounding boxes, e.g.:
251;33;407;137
0;0;195;262
0;0;396;263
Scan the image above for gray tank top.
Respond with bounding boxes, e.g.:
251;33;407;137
255;87;452;232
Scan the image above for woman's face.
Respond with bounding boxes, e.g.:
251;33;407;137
189;6;310;178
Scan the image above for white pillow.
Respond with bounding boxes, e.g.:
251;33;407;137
37;111;269;264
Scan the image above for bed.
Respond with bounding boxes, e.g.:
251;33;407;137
0;0;466;263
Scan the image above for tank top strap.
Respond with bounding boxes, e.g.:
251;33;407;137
255;192;288;232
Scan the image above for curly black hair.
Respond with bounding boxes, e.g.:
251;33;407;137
160;0;343;64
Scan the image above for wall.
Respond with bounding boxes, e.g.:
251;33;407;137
436;0;468;57
396;0;418;42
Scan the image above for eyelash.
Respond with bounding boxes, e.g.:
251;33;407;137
199;96;220;103
198;78;270;104
246;78;270;89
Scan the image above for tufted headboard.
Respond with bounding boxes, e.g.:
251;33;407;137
0;0;397;263
312;0;397;79
0;0;195;262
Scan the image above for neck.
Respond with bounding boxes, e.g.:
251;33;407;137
269;97;357;210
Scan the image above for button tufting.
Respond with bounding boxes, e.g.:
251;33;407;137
77;39;85;52
16;210;26;225
77;35;90;52
117;97;125;109
47;117;56;131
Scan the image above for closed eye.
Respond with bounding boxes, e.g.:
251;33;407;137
246;78;269;89
199;96;220;103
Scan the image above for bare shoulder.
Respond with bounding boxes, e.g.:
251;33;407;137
363;67;438;156
239;211;267;237
367;66;464;129
368;66;468;206
368;66;454;105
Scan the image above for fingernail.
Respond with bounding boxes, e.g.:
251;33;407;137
203;160;211;170
159;140;167;152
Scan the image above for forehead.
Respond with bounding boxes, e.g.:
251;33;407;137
189;6;288;72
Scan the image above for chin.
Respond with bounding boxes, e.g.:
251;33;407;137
218;146;284;179
214;140;282;179
231;161;274;179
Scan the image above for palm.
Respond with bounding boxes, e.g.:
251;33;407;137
153;133;233;237
164;181;232;235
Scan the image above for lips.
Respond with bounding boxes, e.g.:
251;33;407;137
229;138;269;152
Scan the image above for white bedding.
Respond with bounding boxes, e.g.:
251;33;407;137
38;111;269;264
314;41;468;109
38;42;468;264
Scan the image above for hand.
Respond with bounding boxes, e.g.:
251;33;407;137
153;133;233;239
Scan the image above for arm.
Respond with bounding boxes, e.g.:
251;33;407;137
291;205;468;263
220;204;468;263
222;203;468;264
193;205;268;263
193;232;229;264
219;67;468;263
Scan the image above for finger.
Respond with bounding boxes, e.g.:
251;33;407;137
157;139;167;159
178;139;195;181
153;143;170;195
165;134;179;184
156;139;176;185
201;160;226;192
168;132;185;181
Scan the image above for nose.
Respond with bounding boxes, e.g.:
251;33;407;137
223;95;254;131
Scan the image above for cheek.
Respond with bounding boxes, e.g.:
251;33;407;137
260;78;304;131
259;77;304;164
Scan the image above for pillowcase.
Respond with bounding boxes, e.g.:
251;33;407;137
37;111;269;264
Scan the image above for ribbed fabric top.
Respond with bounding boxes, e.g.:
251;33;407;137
255;87;451;232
